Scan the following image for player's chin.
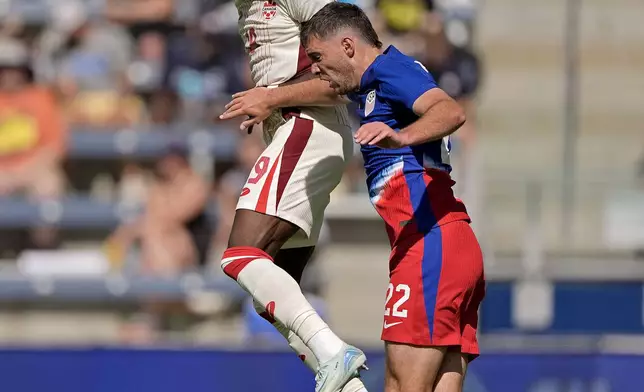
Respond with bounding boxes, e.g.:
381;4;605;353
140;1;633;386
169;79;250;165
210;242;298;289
330;83;349;95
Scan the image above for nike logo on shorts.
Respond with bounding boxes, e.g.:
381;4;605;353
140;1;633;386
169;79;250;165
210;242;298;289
383;321;403;329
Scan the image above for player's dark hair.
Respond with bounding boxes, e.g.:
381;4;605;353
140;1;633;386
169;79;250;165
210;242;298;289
301;2;383;49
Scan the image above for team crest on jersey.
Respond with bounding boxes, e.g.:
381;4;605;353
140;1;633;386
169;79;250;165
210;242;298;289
365;90;376;116
262;1;278;20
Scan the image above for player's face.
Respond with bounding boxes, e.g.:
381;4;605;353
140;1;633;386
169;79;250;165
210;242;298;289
306;36;358;95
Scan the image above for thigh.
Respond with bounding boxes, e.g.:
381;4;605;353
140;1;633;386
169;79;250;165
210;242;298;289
434;221;485;359
433;349;468;392
228;209;300;258
237;116;348;249
382;221;484;351
385;341;446;392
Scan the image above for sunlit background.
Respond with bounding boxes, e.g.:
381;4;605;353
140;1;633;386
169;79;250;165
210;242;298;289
0;0;643;391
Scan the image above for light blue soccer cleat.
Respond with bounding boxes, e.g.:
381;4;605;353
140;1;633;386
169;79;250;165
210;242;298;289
315;344;368;392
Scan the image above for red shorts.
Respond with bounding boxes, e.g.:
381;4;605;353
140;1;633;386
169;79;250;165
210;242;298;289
372;169;485;359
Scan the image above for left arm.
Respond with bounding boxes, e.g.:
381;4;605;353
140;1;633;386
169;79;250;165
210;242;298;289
396;88;466;147
354;88;464;148
354;60;465;149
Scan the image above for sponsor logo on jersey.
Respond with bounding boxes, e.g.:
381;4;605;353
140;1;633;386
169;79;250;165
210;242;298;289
365;90;376;116
262;1;278;20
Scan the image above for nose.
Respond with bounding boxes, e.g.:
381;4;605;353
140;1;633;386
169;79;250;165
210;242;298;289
311;63;320;75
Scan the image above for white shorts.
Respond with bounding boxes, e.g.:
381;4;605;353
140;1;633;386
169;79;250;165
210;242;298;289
236;106;353;248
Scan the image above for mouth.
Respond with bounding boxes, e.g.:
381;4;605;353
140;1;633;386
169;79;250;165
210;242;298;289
318;75;339;90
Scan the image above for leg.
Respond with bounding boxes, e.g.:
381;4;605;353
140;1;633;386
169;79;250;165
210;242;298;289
253;246;369;392
224;208;345;357
223;210;367;391
381;220;484;392
384;342;446;392
222;117;365;392
433;348;468;392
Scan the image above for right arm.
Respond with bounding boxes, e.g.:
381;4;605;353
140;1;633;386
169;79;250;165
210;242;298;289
268;73;349;108
219;77;348;130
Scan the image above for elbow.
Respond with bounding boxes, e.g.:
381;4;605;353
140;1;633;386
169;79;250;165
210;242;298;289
452;106;467;131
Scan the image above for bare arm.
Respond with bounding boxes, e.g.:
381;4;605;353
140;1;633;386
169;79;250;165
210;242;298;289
104;0;173;23
161;175;209;223
219;74;348;130
354;88;466;149
397;88;466;147
267;75;349;108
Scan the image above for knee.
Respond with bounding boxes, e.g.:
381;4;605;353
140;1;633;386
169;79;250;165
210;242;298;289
384;372;401;392
219;246;273;280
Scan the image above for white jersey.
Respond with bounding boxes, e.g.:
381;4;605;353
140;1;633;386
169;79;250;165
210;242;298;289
235;0;333;87
232;1;353;248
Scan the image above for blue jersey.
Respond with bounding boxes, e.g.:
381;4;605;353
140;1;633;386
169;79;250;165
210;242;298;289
348;45;468;231
348;45;452;183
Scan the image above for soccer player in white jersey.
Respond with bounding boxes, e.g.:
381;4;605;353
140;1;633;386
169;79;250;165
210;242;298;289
218;1;368;392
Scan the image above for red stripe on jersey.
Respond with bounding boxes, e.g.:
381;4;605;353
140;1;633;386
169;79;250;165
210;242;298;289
256;151;282;213
276;118;313;208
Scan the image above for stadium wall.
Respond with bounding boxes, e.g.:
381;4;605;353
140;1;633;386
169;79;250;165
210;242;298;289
0;348;641;392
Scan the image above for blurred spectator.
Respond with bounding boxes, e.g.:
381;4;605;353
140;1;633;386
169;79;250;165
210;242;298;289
146;88;181;125
213;132;265;251
419;14;481;201
105;0;174;26
164;26;247;123
0;37;66;199
0;36;67;252
374;0;428;58
35;0;144;128
127;31;168;96
106;146;212;275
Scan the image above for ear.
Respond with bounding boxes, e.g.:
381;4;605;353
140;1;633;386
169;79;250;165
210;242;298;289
341;37;355;58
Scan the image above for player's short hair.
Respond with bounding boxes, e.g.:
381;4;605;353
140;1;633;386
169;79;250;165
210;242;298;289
301;2;382;49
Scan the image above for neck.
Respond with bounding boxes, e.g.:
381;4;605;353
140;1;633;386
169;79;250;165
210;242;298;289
354;46;384;89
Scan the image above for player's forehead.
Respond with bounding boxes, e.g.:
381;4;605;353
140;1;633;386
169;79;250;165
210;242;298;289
304;36;324;53
304;34;336;53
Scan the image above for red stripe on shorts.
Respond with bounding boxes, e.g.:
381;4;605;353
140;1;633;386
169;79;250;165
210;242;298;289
275;118;314;208
256;151;282;213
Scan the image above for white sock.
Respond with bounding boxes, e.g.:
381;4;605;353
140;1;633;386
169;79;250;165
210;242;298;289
253;300;318;371
253;301;369;392
222;247;344;363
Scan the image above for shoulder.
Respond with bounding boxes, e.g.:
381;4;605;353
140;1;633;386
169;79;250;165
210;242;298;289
372;54;431;85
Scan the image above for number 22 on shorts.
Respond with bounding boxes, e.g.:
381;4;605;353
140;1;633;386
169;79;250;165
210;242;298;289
384;283;410;318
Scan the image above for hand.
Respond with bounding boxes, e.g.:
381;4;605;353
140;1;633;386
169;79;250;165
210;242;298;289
354;122;407;149
219;87;274;131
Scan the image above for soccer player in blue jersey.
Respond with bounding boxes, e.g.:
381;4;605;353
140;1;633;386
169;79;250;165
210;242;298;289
301;3;486;392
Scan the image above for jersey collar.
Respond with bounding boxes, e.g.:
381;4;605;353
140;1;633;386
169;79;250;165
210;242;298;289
358;45;400;92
